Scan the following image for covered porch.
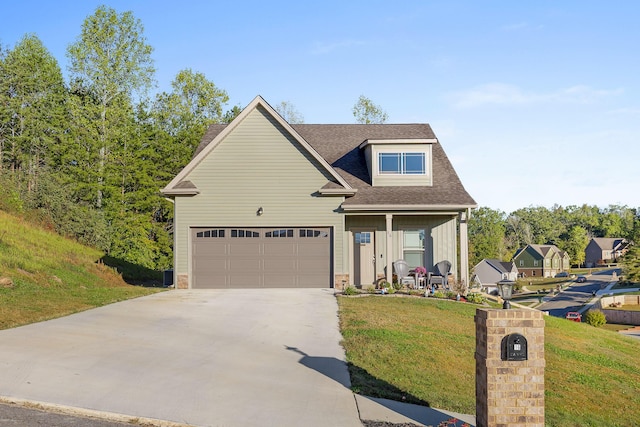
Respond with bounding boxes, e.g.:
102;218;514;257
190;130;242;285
344;209;470;290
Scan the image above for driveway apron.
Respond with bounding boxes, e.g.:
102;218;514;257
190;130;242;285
0;289;362;427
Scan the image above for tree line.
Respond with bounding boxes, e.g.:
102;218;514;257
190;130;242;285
468;204;640;269
0;6;390;276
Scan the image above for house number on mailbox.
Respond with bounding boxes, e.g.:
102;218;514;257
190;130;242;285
501;333;528;361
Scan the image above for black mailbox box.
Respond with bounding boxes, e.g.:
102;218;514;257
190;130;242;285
501;333;528;361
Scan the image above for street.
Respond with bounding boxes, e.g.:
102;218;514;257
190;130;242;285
537;269;621;318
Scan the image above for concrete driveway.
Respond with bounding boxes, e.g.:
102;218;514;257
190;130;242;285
0;289;362;427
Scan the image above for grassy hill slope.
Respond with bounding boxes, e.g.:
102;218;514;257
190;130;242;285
0;210;161;329
338;296;640;427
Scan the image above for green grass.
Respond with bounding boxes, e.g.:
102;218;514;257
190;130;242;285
0;210;162;329
338;295;640;427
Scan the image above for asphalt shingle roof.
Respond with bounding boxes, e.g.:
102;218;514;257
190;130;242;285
194;123;476;208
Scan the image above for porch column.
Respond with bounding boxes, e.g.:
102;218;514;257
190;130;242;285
459;210;470;289
386;214;393;284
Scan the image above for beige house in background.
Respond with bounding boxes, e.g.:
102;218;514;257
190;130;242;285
161;96;476;289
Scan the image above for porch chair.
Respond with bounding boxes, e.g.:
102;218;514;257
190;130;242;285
427;260;452;289
393;260;415;288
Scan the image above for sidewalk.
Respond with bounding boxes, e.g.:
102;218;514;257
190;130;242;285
356;395;476;427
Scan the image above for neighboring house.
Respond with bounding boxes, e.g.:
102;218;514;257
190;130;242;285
512;244;569;278
161;96;476;289
585;238;629;267
472;259;519;294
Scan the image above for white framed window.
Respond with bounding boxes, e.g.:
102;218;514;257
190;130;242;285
379;152;425;175
403;229;425;269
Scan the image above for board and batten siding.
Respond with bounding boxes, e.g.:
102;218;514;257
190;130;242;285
345;214;458;279
173;106;345;287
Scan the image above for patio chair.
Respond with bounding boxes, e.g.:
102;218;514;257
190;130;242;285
428;260;452;289
393;260;415;288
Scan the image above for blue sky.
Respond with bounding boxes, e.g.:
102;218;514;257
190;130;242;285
2;1;639;213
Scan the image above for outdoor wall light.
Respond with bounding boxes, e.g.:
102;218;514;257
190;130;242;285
497;279;515;309
257;207;264;216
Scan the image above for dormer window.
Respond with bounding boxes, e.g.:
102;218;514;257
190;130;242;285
359;138;435;187
379;152;426;175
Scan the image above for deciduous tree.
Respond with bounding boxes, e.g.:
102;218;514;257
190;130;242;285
352;95;388;124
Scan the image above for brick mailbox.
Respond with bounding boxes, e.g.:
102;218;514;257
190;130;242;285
475;309;545;427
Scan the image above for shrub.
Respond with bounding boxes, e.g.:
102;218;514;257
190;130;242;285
364;285;376;294
392;281;402;291
343;286;358;296
466;293;487;304
433;291;446;299
584;309;607;327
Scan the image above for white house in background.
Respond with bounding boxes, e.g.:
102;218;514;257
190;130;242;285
472;259;519;294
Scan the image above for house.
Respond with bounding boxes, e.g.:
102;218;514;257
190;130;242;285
512;244;569;278
585;238;629;267
472;259;519;294
161;96;476;289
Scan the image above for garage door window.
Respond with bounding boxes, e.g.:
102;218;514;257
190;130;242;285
196;229;225;238
300;229;329;238
265;229;294;238
231;229;259;238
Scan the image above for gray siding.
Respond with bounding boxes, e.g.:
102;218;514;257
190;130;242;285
174;106;345;286
345;214;458;280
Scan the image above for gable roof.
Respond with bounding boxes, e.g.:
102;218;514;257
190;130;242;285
513;244;564;260
162;96;353;196
590;237;628;251
483;259;517;274
165;96;477;210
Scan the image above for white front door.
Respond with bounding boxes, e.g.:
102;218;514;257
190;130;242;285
354;231;376;286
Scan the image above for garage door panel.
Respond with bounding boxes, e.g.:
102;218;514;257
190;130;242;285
228;257;261;272
297;273;328;288
229;274;263;288
193;243;227;257
192;227;331;289
263;242;297;256
228;243;261;256
263;258;297;272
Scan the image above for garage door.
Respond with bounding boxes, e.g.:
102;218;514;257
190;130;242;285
191;227;332;288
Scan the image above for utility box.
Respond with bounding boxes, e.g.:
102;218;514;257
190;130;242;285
163;269;174;287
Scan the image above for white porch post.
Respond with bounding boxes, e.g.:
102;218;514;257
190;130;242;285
459;209;470;289
386;214;393;284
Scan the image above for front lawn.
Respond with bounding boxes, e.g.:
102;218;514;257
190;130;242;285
338;295;640;427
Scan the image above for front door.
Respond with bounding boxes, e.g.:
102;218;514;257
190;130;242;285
353;231;376;286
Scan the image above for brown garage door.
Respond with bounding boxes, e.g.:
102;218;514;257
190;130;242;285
191;227;332;288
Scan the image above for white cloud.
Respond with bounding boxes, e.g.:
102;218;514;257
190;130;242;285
310;39;365;55
448;83;622;109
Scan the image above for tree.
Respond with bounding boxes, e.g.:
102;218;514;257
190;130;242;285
67;5;155;208
0;34;67;189
152;68;229;176
352;95;388;124
560;225;589;267
274;101;304;124
222;105;242;123
468;207;507;267
622;244;640;284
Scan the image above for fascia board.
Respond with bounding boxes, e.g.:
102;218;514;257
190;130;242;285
358;138;438;150
161;188;200;196
342;204;476;212
319;188;357;196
